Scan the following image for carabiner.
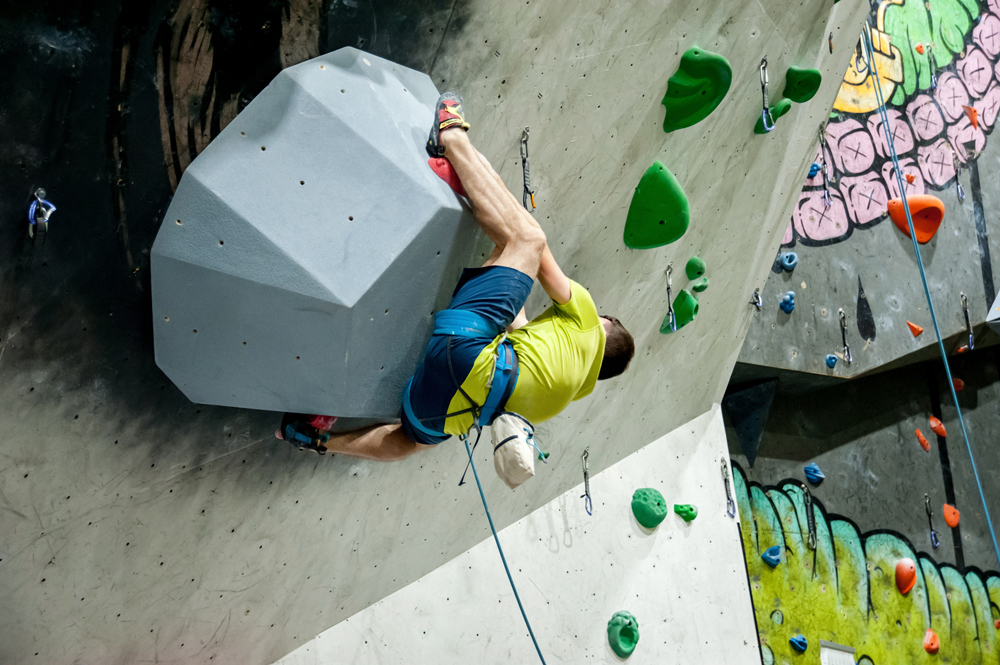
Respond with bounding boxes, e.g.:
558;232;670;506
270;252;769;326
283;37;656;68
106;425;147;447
760;57;775;132
520;127;535;213
925;493;941;549
961;292;975;351
665;264;677;332
581;447;592;516
840;309;853;366
722;459;736;519
802;484;817;550
750;287;763;311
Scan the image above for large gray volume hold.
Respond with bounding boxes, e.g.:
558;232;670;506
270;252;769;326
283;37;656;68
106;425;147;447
151;48;478;418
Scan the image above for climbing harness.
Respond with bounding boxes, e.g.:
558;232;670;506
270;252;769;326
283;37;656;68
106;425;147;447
961;292;975;351
864;21;1000;567
722;458;736;519
953;149;966;202
401;308;547;663
664;264;677;332
839;309;853;366
925;493;941;549
581;447;592;516
818;124;832;207
28;188;56;239
759;57;776;133
801;483;817;550
520;127;536;213
750;288;763;311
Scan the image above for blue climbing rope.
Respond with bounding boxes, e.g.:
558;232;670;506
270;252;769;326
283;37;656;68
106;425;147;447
863;23;1000;567
463;433;547;664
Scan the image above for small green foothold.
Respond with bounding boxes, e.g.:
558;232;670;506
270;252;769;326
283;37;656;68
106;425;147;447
661;47;733;133
783;66;823;104
692;276;710;292
607;611;639;658
631;488;668;528
685;256;706;280
674;504;698;522
754;98;793;134
662;290;698;334
623;162;690;250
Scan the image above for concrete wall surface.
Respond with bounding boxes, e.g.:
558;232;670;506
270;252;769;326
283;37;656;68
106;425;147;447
274;407;760;665
740;0;1000;380
0;0;869;663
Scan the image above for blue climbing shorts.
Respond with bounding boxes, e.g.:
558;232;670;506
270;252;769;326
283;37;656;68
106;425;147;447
401;266;534;445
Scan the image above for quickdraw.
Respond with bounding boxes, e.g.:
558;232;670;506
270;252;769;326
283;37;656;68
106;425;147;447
925;493;941;549
840;309;853;366
722;459;736;519
520;127;536;213
818;123;832;207
961;292;975;351
954;149;966;202
759;57;776;133
664;264;677;332
581;447;593;516
802;483;817;550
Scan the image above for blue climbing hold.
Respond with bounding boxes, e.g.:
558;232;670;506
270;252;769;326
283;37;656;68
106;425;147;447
779;291;795;314
789;635;808;653
808;162;820;178
825;354;838;368
780;252;798;271
804;462;825;486
762;545;782;568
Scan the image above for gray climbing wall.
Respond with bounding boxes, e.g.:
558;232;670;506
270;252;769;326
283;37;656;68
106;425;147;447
0;0;874;664
151;48;478;418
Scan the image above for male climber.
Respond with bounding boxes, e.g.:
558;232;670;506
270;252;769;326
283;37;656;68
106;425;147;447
278;93;634;460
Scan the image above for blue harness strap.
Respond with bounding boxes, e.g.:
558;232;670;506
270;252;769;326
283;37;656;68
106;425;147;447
402;309;519;437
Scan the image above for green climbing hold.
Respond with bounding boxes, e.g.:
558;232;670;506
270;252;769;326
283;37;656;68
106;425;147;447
662;289;698;334
674;504;698;522
607;611;640;658
623;162;690;249
661;47;733;133
754;98;792;135
631;488;668;528
692;276;710;292
783;67;822;104
685;256;706;280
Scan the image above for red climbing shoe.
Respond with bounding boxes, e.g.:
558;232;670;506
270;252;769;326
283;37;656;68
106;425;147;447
426;92;471;158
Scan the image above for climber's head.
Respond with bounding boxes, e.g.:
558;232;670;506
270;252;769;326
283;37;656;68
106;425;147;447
598;316;634;380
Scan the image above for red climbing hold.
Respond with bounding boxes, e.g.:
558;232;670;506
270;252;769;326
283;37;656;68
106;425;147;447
953;377;965;392
905;174;915;184
895;557;917;595
944;503;960;528
915;43;925;55
963;105;979;130
995;619;1000;629
916;429;931;452
924;629;940;654
907;321;924;337
887;195;945;244
929;416;947;438
428;158;468;197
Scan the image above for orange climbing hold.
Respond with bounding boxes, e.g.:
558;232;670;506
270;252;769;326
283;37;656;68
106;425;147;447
995;619;1000;629
929;416;946;438
905;173;915;184
924;629;940;654
895;558;917;595
887;195;945;244
915;43;925;55
916;429;931;452
957;344;970;353
944;503;960;528
963;105;979;130
953;377;965;392
907;321;924;337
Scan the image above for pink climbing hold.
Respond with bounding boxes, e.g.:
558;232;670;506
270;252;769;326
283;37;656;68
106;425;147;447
428;158;467;197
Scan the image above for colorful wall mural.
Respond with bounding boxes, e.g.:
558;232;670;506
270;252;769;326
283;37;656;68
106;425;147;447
783;0;997;247
734;463;1000;664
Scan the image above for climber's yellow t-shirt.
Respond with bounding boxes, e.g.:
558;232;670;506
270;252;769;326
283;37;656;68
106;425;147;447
443;280;606;435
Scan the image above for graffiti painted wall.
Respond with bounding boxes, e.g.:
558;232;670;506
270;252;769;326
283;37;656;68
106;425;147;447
784;0;996;247
735;463;1000;664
